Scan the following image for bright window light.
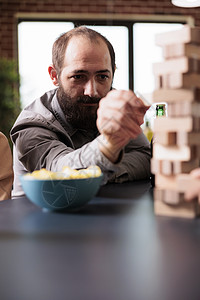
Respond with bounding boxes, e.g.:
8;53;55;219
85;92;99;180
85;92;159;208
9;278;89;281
18;22;74;108
133;23;183;97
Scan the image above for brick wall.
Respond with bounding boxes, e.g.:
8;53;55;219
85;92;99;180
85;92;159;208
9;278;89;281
0;0;200;59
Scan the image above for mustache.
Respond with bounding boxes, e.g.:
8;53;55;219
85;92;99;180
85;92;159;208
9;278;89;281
76;95;101;104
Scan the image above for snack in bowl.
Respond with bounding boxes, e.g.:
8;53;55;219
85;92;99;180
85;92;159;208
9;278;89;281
62;165;102;179
20;166;103;211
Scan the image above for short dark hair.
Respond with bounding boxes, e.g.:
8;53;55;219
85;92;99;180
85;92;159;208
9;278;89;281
52;26;116;77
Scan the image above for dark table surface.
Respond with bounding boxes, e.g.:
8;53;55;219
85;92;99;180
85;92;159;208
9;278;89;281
0;180;200;300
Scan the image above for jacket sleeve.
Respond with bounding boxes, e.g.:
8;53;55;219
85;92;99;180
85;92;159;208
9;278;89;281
12;125;151;184
0;132;14;200
107;133;151;183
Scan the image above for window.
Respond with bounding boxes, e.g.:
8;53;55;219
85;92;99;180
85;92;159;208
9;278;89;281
133;22;183;97
18;22;74;107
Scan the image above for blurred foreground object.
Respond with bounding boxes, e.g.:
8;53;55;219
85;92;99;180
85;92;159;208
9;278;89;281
0;58;21;146
151;25;200;218
0;132;13;200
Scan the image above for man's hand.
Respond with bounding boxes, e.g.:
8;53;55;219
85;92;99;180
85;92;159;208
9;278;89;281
96;90;150;163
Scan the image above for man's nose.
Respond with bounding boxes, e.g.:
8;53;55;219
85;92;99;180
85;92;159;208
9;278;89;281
84;79;98;97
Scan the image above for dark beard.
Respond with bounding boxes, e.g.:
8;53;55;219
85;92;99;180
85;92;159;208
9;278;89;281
57;87;101;131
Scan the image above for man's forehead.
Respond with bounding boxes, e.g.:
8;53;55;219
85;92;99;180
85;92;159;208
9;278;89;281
63;35;112;70
65;35;110;55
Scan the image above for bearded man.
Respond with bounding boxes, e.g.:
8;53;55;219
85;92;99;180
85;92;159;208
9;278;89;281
11;26;151;197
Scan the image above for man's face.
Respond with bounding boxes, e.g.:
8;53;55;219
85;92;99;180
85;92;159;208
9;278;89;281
56;36;113;130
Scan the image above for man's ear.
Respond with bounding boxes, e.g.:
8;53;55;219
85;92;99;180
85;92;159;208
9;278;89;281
48;65;59;86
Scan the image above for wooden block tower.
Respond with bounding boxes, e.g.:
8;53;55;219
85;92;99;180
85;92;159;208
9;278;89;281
151;25;200;218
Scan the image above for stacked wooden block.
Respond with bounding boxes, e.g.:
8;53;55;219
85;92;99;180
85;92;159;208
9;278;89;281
151;25;200;218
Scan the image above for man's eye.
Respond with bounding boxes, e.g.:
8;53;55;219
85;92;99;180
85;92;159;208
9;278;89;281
71;75;84;80
97;74;109;80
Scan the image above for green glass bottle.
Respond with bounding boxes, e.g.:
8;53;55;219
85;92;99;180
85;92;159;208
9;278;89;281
156;104;166;117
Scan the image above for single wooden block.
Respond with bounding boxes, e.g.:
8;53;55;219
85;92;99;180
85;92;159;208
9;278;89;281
153;57;195;76
167;102;200;117
168;73;200;89
152;88;197;103
189;58;200;73
177;132;200;146
163;43;185;59
151;159;199;175
151;159;174;176
154;187;163;201
193;116;200;131
176;173;200;193
154;187;186;205
154;132;176;146
153;117;194;133
168;101;189;117
173;159;200;174
155;25;200;47
163;43;200;60
161;74;170;89
151;158;162;174
153;144;196;161
177;102;191;117
154;198;199;218
164;189;185;205
191;103;200;117
155;174;177;189
194;145;200;158
154;75;162;89
167;103;176;117
162;160;174;175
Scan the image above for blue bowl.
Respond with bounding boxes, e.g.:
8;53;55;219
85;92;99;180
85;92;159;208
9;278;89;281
20;174;103;211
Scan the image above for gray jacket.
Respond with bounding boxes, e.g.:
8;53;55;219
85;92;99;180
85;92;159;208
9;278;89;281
11;89;151;197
